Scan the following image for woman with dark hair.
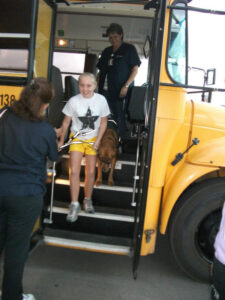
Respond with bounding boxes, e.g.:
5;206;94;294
0;78;58;300
97;23;141;139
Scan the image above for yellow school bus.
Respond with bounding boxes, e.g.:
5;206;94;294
1;0;225;281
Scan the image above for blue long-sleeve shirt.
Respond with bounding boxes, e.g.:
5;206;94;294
0;108;58;196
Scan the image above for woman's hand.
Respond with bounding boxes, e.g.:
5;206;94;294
54;127;62;138
55;128;64;151
119;86;128;98
57;139;64;151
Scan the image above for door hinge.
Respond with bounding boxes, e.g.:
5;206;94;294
145;229;155;243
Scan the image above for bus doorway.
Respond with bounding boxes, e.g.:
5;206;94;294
43;2;155;278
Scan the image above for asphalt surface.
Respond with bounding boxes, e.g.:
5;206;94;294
21;234;211;300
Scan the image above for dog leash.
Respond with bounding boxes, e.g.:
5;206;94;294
0;108;8;119
59;129;96;150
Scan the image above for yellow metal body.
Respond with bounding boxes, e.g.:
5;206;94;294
0;85;23;109
34;0;53;78
160;102;225;233
140;4;225;255
0;73;26;109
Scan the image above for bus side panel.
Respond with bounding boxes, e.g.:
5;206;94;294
34;0;54;78
140;86;187;255
0;86;23;109
160;103;225;234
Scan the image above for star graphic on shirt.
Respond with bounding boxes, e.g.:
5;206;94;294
78;107;99;130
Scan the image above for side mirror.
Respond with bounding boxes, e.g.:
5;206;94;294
206;68;216;85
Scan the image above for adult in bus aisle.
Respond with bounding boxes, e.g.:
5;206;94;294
58;72;110;222
97;23;141;140
0;78;58;300
211;203;225;299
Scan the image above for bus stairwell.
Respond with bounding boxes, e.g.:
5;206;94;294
41;71;145;256
43;142;140;256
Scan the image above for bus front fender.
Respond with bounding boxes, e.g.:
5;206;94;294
160;138;225;234
188;137;225;167
160;162;218;234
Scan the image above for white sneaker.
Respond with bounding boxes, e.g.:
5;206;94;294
23;294;35;300
66;202;81;222
83;198;95;213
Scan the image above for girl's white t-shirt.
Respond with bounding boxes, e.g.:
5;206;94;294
62;93;110;140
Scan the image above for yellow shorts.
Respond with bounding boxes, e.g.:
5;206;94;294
69;135;97;155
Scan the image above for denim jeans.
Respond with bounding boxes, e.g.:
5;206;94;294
0;194;43;300
212;257;225;299
102;90;128;139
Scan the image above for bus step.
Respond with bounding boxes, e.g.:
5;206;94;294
56;154;137;186
47;205;135;223
43;208;134;238
47;181;134;209
54;178;134;193
43;228;132;255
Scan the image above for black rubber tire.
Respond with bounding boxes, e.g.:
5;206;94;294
168;177;225;282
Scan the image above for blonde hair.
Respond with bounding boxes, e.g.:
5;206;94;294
78;72;97;87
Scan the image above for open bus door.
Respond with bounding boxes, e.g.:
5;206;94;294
0;0;56;110
132;0;167;278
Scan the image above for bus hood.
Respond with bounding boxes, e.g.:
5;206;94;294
188;101;225;167
192;101;225;131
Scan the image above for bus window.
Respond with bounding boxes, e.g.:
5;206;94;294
53;51;148;88
0;49;28;74
188;9;225;90
167;3;187;84
135;57;148;86
0;0;31;78
53;51;86;87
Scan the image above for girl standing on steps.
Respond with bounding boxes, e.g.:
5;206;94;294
58;72;110;222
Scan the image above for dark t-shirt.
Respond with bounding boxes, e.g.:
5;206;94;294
97;42;141;98
0;108;58;196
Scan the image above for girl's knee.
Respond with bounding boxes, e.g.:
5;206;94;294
85;169;95;178
70;168;80;179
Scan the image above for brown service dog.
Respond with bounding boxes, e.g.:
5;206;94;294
95;127;119;186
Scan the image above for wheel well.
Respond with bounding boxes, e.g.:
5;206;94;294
166;176;225;281
166;169;225;234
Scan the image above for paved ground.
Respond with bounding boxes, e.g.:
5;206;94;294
21;234;211;300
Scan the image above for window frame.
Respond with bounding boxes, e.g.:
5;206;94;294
166;0;188;85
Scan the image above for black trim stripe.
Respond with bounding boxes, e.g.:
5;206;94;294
0;76;27;86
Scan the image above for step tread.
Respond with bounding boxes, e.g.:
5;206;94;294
54;178;135;192
43;228;132;254
44;228;132;246
53;201;135;216
47;205;135;222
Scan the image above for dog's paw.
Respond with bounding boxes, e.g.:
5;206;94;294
108;180;114;186
95;180;102;186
